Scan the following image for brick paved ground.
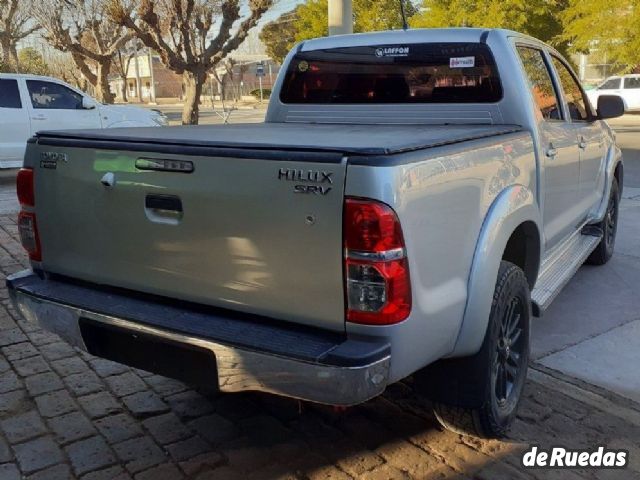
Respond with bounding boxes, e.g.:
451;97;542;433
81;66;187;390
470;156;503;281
0;213;639;480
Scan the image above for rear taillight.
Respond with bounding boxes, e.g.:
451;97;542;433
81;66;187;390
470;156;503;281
344;198;411;325
17;168;34;207
16;168;41;261
18;211;41;261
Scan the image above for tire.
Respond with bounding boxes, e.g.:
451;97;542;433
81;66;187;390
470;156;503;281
586;178;619;266
415;261;531;438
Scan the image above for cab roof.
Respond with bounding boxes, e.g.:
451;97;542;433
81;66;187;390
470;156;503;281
299;28;540;52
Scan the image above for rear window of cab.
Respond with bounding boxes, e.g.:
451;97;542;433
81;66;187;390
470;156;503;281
280;42;502;104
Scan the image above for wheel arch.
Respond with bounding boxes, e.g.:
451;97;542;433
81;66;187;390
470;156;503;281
501;220;541;289
592;145;623;223
450;184;541;358
614;160;623;199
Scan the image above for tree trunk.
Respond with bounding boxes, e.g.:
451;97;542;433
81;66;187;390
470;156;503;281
182;70;207;125
9;45;18;71
95;62;115;104
120;74;128;102
1;37;16;72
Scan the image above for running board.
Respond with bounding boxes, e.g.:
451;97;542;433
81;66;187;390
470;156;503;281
531;232;601;316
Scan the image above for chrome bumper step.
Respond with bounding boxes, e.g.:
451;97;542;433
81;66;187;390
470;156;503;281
531;232;601;315
7;270;390;406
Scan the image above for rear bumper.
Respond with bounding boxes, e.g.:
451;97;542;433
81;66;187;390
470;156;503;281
7;270;390;406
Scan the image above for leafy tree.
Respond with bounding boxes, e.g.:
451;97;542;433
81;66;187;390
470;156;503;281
17;47;49;76
410;0;570;57
108;0;274;125
261;0;418;64
260;10;298;63
561;0;640;72
294;0;328;41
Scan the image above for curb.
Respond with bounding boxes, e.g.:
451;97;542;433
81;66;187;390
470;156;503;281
529;364;640;426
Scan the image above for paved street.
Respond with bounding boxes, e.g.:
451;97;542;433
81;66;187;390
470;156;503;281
0;116;638;479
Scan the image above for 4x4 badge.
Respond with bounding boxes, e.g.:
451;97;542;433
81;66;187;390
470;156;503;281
40;152;68;169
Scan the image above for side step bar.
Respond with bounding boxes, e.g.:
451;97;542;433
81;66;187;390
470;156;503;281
531;231;601;316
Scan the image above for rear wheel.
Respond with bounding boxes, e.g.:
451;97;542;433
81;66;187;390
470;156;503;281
586;178;619;266
415;261;530;438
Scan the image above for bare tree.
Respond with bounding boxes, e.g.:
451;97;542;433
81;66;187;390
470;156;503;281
34;0;132;103
0;0;40;70
108;0;273;125
48;51;90;91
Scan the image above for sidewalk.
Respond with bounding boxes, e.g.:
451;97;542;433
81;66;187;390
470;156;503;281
533;193;640;400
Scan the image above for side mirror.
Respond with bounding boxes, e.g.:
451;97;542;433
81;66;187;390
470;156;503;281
82;97;96;110
597;95;625;119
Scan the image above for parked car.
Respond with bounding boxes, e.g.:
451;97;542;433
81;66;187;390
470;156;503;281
0;74;168;168
8;28;624;438
586;74;640;113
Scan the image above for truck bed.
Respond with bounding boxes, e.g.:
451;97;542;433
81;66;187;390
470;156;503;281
35;123;522;156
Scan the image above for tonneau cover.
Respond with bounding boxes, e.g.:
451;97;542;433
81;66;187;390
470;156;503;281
35;123;522;156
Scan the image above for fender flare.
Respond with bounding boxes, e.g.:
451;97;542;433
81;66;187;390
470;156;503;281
591;143;623;223
450;184;542;357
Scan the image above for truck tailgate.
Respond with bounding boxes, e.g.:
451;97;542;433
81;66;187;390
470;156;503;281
31;143;347;332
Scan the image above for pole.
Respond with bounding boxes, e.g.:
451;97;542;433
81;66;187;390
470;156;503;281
328;0;353;35
259;75;263;103
148;48;156;104
134;43;142;102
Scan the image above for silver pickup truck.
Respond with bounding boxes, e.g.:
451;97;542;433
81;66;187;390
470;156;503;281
8;28;624;438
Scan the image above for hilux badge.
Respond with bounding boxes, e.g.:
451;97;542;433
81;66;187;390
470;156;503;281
278;168;333;195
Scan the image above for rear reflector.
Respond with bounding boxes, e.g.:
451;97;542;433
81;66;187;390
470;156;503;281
18;211;41;261
16;168;34;207
344;198;411;325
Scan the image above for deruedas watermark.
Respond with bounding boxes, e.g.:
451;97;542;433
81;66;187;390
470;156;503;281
522;445;628;469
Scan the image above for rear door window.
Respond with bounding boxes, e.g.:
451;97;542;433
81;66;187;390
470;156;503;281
26;80;84;110
516;46;562;121
624;77;640;89
0;79;22;109
280;43;502;104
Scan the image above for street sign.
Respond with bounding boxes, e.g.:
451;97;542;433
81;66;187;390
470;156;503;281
256;62;265;77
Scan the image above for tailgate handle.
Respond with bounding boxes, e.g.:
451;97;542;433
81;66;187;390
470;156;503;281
145;194;183;212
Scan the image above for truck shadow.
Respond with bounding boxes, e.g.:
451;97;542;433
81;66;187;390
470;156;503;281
173;373;638;479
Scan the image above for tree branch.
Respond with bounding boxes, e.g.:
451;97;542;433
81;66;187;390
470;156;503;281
211;0;273;66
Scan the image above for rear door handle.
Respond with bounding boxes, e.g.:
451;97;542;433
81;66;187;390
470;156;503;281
578;137;587;149
145;194;182;212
